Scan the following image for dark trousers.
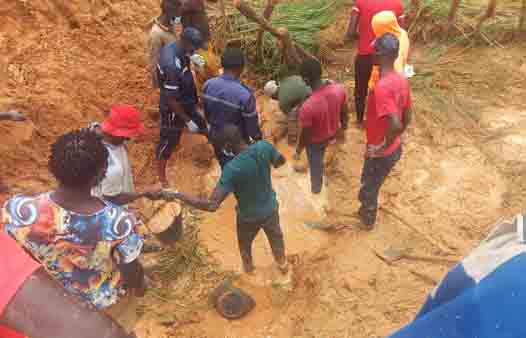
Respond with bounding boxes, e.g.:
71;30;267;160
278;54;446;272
237;210;286;273
354;54;374;123
306;140;329;194
358;146;402;225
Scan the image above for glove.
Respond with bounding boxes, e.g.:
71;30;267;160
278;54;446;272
186;120;200;133
263;80;279;97
8;110;26;121
190;53;206;69
171;16;182;25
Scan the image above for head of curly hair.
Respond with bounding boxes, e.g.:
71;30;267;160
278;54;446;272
48;129;109;188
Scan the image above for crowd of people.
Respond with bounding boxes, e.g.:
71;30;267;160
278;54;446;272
0;0;420;336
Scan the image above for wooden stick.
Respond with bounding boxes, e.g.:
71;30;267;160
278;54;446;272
233;0;316;66
218;0;229;33
256;0;278;62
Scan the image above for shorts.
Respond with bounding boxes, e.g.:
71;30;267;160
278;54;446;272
156;127;183;160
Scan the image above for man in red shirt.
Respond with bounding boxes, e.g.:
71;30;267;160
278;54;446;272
346;0;404;126
358;33;412;229
0;232;133;338
295;58;349;194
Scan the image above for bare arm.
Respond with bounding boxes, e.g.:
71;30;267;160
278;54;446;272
384;114;404;148
340;100;350;130
104;192;145;206
104;189;160;206
168;97;192;123
273;153;287;169
119;260;146;297
171;185;229;212
0;268;132;338
0;111;25;121
402;107;412;133
345;9;359;41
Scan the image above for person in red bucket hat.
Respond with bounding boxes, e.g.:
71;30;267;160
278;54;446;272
91;105;160;206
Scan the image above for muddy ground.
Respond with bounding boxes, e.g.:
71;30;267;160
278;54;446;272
1;0;526;337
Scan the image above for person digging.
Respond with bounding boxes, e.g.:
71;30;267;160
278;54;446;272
157;124;289;275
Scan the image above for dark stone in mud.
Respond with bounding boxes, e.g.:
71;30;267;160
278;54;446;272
209;281;256;320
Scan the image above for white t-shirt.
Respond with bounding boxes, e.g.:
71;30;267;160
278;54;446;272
92;142;135;198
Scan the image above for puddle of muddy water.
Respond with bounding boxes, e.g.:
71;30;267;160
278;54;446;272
198;144;332;273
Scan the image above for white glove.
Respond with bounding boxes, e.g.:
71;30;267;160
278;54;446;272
7;110;26;121
263;80;279;97
190;53;206;69
186;120;200;133
171;16;182;26
404;64;415;78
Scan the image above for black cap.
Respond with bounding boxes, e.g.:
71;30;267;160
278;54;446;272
181;27;204;50
374;32;400;57
221;48;245;70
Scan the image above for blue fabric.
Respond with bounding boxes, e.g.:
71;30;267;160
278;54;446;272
202;74;262;143
158;42;198;118
389;253;526;338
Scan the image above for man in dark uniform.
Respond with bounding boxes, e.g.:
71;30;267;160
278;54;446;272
202;48;262;168
156;27;208;187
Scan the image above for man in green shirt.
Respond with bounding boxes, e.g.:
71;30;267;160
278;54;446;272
165;124;288;274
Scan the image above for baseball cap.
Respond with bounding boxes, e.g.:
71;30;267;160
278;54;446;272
101;105;146;138
373;32;400;56
181;27;204;50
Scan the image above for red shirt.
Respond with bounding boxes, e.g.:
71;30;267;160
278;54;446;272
366;71;411;156
354;0;404;55
0;232;40;338
299;83;347;144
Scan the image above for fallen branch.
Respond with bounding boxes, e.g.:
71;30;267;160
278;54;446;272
233;0;317;66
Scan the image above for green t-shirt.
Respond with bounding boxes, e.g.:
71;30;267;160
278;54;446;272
278;75;312;114
218;141;280;222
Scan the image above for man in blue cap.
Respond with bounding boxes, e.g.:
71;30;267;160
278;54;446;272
201;48;262;168
358;32;412;229
156;27;209;187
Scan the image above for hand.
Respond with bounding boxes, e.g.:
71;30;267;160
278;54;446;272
8;110;26;121
365;142;386;158
344;32;358;43
186;120;200;133
143;190;163;200
190;53;206;69
159;190;180;201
